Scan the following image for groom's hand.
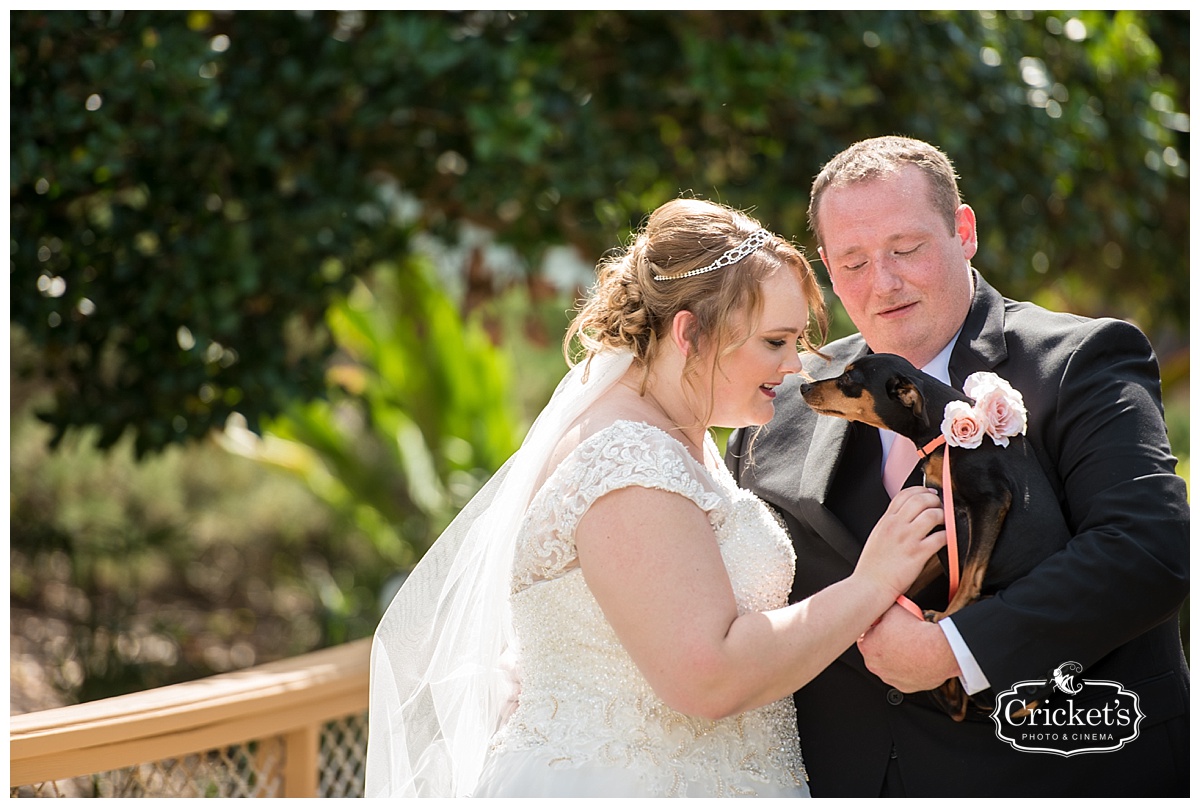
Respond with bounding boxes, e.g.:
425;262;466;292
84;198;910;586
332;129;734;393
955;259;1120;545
856;603;961;692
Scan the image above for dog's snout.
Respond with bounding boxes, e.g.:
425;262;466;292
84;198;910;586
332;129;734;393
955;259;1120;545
800;382;814;396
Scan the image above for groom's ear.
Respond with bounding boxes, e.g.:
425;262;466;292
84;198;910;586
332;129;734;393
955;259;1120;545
888;375;929;428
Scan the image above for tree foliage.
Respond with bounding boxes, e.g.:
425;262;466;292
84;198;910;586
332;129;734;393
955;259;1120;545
220;253;523;564
11;10;1189;456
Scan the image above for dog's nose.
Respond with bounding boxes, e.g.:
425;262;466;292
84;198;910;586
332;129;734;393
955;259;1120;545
800;382;813;396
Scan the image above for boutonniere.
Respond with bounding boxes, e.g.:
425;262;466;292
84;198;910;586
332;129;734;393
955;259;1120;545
941;372;1028;449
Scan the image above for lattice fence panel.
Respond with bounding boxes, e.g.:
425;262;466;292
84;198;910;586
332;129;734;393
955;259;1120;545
320;710;368;797
11;712;369;798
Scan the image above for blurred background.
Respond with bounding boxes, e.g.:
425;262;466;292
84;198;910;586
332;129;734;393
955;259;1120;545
10;10;1190;714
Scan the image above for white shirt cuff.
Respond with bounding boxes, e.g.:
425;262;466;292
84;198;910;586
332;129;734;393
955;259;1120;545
938;617;990;695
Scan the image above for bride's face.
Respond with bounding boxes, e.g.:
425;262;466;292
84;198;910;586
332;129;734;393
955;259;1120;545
702;269;808;429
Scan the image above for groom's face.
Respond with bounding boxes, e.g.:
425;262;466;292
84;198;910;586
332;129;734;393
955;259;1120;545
817;165;976;368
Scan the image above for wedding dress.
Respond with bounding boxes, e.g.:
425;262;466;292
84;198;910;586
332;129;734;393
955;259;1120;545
473;420;810;797
366;351;808;798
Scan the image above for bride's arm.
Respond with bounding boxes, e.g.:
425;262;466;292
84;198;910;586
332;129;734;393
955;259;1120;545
575;486;945;721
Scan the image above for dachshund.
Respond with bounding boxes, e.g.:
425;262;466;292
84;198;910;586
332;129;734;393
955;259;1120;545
800;352;1068;721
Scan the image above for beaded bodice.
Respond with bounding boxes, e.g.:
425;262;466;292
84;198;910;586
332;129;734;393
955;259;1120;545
489;420;807;797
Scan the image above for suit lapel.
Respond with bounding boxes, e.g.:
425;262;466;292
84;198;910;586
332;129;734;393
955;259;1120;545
799;415;850;502
949;269;1009;384
798;338;868;506
794;341;871;567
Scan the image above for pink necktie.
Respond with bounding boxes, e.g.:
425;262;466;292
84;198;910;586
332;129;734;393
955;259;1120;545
882;435;921;497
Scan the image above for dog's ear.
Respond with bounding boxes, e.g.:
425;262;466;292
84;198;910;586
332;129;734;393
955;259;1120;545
887;375;929;427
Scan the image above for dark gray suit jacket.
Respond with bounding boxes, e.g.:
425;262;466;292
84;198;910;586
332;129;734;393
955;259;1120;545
726;270;1189;796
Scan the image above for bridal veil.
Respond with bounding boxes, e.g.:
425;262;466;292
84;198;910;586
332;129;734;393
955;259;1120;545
365;349;634;797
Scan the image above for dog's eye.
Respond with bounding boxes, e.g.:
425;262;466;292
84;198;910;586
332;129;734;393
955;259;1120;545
837;376;863;396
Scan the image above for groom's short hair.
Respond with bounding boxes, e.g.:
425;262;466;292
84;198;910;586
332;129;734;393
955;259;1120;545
808;136;962;245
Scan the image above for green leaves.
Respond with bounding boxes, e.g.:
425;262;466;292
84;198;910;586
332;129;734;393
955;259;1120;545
12;11;383;455
11;10;1189;456
225;255;522;562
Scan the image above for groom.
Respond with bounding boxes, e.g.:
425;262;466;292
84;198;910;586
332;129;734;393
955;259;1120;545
726;136;1189;796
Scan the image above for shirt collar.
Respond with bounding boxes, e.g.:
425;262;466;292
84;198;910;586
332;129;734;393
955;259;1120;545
921;327;961;385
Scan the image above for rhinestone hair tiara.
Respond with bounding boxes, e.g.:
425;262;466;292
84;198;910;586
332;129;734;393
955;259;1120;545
652;228;771;282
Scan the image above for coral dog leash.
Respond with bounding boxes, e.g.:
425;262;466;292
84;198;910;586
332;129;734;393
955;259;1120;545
895;435;958;619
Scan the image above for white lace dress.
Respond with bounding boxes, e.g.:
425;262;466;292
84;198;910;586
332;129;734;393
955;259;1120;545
473;421;810;798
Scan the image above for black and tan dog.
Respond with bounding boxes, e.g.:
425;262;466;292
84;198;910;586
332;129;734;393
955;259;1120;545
800;352;1068;721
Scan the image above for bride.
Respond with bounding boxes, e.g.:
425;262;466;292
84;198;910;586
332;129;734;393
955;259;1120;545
366;198;946;797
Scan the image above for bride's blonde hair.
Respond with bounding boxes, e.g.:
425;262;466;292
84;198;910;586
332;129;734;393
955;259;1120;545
565;198;827;393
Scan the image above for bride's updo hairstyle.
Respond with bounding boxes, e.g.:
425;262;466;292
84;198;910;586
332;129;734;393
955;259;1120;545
565;198;827;392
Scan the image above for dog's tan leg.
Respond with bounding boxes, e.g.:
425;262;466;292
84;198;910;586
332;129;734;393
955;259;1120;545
942;493;1011;615
929;677;970;722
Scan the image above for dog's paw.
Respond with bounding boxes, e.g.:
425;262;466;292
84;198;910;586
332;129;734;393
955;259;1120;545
923;609;946;623
932;679;970;722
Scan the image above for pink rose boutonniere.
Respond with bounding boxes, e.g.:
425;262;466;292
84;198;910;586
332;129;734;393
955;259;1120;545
940;372;1028;449
941;400;986;449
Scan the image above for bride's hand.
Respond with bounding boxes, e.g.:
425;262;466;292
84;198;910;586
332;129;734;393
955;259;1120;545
854;488;946;599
